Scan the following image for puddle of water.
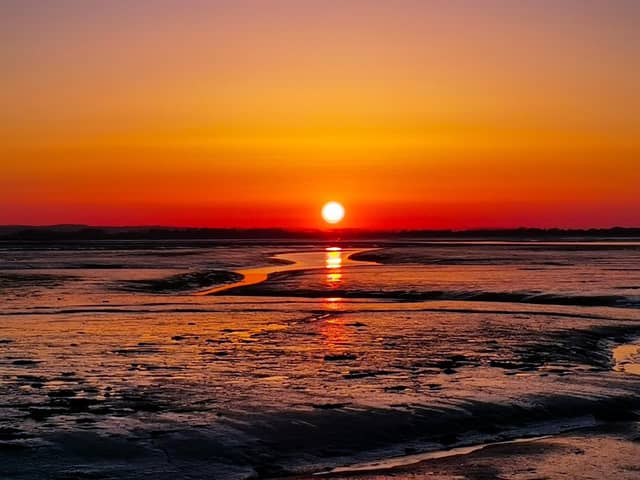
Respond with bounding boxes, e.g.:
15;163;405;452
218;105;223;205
613;343;640;375
195;248;377;295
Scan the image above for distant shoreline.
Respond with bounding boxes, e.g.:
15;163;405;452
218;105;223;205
0;225;639;242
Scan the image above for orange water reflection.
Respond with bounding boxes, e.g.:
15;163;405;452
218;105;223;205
325;248;342;269
323;248;346;345
320;317;350;351
325;247;343;288
323;296;343;310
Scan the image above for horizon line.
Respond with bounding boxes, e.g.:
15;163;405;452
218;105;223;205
2;224;639;232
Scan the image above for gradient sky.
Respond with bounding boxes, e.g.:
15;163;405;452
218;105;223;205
2;0;639;229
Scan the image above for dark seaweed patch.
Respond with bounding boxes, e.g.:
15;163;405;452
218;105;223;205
115;270;243;294
227;281;636;308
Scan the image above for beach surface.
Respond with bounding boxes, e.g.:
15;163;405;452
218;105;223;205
0;240;639;479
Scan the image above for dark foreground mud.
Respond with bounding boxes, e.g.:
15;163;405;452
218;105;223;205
1;300;640;479
307;422;640;480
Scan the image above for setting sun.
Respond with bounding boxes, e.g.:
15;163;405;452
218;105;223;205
321;202;345;225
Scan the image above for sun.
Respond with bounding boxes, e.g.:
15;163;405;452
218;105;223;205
321;201;345;225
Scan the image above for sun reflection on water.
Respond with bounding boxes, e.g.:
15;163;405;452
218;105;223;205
325;247;343;288
324;247;344;310
320;317;349;351
325;248;342;269
324;297;342;310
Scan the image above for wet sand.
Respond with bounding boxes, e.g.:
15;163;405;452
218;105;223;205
0;240;639;479
305;422;640;480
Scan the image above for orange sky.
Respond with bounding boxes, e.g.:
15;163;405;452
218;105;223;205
1;1;639;229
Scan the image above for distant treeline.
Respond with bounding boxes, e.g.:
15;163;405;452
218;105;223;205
0;225;639;241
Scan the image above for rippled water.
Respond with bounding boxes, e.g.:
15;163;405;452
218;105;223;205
0;241;639;479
